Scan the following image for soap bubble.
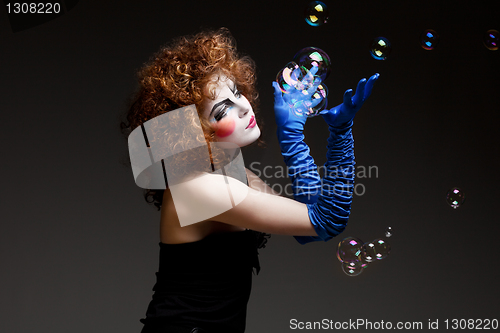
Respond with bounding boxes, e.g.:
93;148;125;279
341;261;364;277
337;237;364;263
385;226;393;238
276;62;315;94
362;238;391;261
446;187;465;209
370;37;392;60
292;82;328;117
420;29;439;50
359;256;370;268
304;1;329;27
304;82;328;116
293;47;331;81
276;62;299;93
281;75;328;117
483;29;499;51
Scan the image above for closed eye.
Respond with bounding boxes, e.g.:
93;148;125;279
213;99;235;121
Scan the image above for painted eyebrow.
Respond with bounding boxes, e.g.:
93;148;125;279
229;82;237;94
209;98;232;117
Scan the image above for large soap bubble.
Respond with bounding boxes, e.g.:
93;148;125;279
276;47;331;118
293;46;331;81
276;61;315;94
341;261;364;277
337;237;364;263
285;81;328;117
362;238;391;262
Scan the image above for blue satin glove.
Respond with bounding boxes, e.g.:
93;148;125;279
299;74;380;243
320;73;379;127
275;73;378;244
299;74;379;244
303;121;355;243
273;81;321;205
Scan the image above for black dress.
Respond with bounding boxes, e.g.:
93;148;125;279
140;230;270;333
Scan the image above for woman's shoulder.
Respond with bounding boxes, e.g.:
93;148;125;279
168;172;249;215
160;185;246;244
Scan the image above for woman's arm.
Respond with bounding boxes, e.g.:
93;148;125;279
178;172;317;236
245;167;280;196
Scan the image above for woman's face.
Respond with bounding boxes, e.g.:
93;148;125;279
201;74;260;147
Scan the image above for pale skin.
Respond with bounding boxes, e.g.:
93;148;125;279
160;74;318;244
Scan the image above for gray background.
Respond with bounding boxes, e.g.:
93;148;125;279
1;0;499;332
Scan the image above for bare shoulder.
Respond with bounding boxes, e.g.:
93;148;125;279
167;172;247;227
160;187;244;244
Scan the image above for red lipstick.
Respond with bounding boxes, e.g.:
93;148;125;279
246;116;256;129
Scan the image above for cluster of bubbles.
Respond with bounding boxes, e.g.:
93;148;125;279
276;47;331;117
446;187;465;209
336;227;393;277
366;29;496;61
303;2;498;56
366;29;497;60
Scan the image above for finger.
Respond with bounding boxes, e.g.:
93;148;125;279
352;78;367;106
283;84;295;94
343;89;353;107
309;65;319;76
309;96;322;109
364;73;379;100
273;81;285;106
305;77;321;96
273;81;283;98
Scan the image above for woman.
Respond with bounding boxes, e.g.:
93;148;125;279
123;27;378;333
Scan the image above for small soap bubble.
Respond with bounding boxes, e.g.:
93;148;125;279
483;29;499;51
359;256;370;268
370;37;392;60
337;237;364;263
304;1;329;27
446;187;465;209
420;29;439;50
362;238;391;261
293;47;331;81
341;261;364;277
385;226;393;238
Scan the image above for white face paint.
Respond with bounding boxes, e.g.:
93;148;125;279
201;74;260;148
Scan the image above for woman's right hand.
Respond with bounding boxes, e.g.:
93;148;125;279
273;81;307;130
273;65;321;130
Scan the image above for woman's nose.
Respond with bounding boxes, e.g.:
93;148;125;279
237;102;250;117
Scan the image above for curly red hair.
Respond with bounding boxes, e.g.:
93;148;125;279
122;27;264;209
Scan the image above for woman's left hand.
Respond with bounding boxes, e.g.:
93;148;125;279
320;73;380;127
